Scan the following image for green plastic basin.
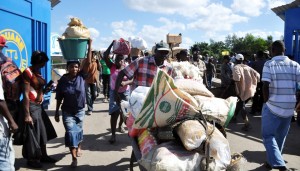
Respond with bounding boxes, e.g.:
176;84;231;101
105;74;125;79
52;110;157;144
58;38;88;60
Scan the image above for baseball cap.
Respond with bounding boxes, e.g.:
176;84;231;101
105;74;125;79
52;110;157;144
235;54;244;60
0;35;8;48
155;41;170;52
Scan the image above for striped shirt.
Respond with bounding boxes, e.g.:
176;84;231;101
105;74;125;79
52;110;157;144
262;56;300;117
123;56;172;90
23;67;46;104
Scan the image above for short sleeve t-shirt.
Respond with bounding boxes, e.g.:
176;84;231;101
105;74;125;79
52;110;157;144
110;64;129;92
100;59;111;75
55;73;86;113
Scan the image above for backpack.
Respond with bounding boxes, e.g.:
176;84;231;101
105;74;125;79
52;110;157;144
1;61;22;101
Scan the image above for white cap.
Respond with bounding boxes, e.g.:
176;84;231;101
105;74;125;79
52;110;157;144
235;54;244;60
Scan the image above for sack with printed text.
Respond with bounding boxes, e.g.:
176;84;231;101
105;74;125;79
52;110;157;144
133;70;200;129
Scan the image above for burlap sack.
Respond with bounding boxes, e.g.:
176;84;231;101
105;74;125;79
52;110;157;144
175;120;206;151
68;17;83;27
139;141;203;171
207;123;231;170
227;153;247;171
193;95;237;127
133;70;199;129
174;79;214;97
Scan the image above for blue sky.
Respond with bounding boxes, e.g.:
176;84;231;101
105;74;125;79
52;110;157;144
51;0;292;51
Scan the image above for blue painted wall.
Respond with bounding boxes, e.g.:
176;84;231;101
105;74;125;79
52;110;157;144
284;8;300;62
0;0;52;103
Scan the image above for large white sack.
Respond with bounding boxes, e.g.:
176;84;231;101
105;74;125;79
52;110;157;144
139;141;203;171
174;79;214;97
171;61;202;80
207;123;231;170
128;36;148;50
128;86;151;118
193;95;237;127
64;26;90;38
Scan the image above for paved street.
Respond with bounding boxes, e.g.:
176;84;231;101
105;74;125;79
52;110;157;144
14;93;300;171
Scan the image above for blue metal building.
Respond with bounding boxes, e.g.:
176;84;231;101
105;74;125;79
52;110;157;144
272;0;300;62
0;0;60;105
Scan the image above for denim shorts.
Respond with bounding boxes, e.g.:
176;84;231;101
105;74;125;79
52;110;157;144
62;109;85;147
0;135;15;171
109;89;129;115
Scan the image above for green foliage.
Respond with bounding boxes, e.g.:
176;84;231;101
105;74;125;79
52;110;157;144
190;33;275;60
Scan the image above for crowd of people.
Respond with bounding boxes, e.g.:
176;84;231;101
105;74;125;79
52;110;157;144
0;33;299;171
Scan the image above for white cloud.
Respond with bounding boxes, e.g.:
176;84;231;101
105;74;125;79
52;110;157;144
266;0;294;9
267;0;287;9
88;27;100;39
231;0;266;16
181;37;194;49
187;3;248;33
124;0;209;18
158;17;185;30
111;20;137;38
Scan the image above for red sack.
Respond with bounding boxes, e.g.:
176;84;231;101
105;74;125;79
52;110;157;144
113;38;131;55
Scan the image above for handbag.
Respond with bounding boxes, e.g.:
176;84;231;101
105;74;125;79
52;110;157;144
22;124;42;160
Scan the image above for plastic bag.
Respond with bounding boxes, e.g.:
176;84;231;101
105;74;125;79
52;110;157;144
128;86;151;118
113;38;131;55
128;36;148;50
22;124;42;160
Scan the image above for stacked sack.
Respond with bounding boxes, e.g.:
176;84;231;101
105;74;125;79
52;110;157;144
171;61;203;81
61;17;90;39
122;69;238;171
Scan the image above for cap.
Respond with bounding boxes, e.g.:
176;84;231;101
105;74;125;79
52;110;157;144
155;41;170;52
0;35;8;48
235;54;244;60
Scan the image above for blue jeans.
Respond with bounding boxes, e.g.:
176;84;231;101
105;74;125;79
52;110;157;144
85;83;97;112
207;73;213;88
261;104;292;168
0;135;15;171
